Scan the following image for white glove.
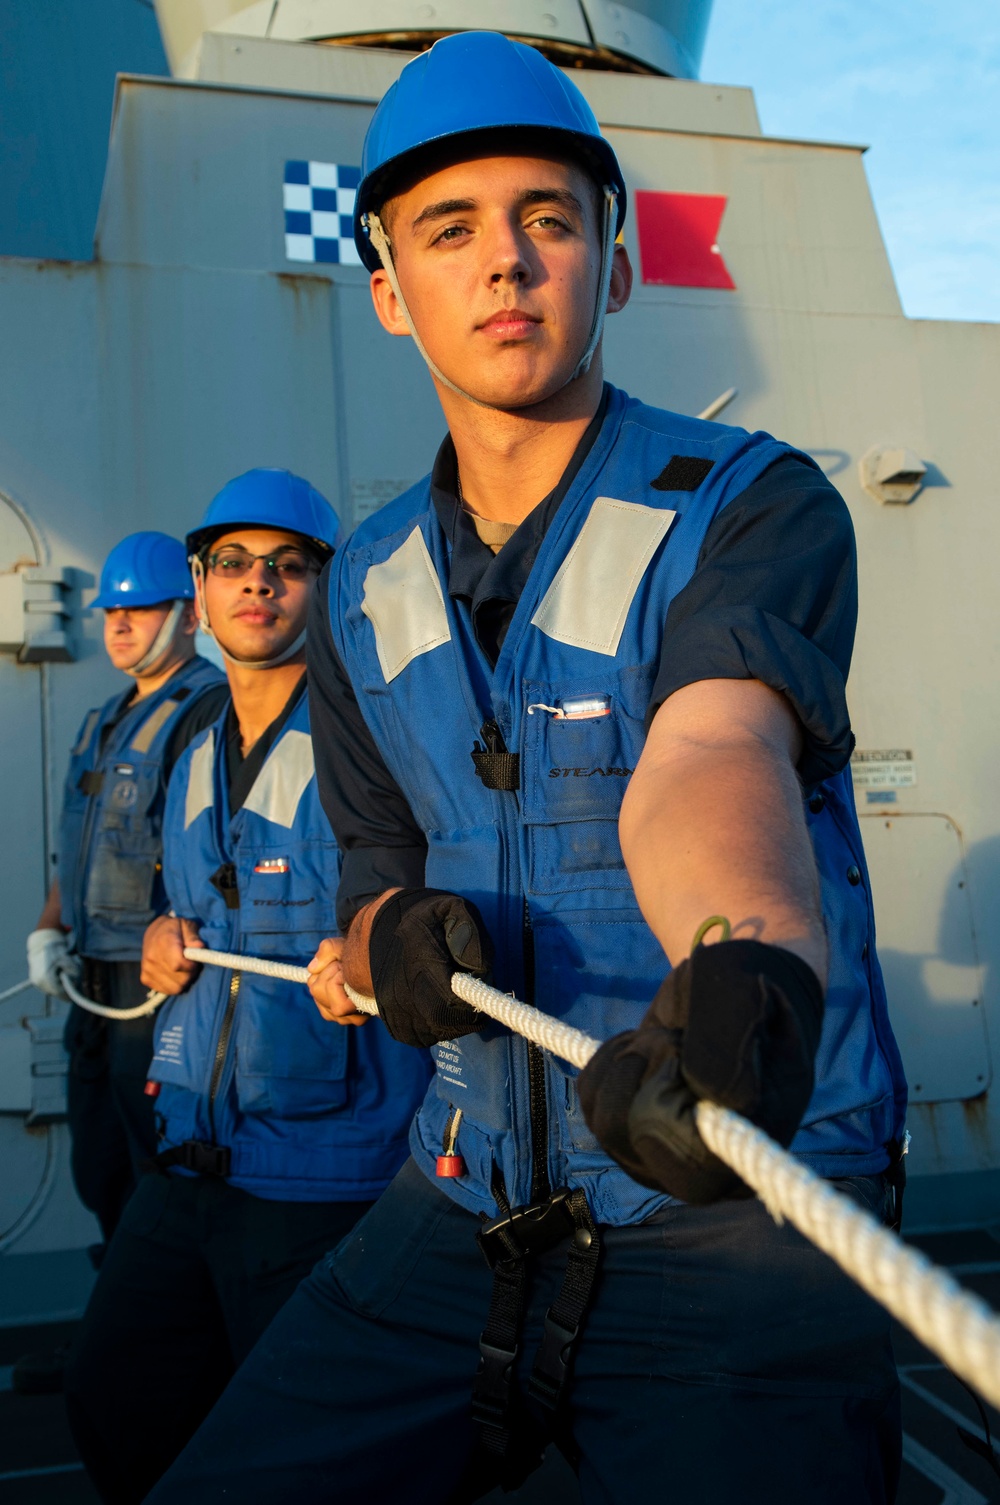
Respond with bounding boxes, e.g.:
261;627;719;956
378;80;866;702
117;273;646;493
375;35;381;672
27;928;79;999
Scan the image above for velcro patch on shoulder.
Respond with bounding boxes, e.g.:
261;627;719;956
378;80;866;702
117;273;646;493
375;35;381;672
650;456;715;493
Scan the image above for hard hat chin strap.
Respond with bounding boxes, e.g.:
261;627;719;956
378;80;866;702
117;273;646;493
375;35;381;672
215;627;307;671
364;186;618;411
191;557;307;671
126;599;187;679
575;187;619;379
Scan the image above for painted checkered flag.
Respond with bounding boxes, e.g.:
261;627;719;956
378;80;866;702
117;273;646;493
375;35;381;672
284;161;362;265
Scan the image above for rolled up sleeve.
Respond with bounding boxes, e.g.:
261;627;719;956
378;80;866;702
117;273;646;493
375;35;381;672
649;456;857;785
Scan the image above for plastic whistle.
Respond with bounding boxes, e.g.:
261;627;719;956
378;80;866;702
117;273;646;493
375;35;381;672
436;1106;466;1178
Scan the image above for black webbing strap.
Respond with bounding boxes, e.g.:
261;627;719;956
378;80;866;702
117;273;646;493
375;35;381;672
471;1257;532;1468
471;750;521;791
78;770;105;796
885;1136;907;1233
146;1140;231;1177
472;1165;542;1482
471;1168;602;1489
472;719;520;791
527;1190;601;1413
209;862;240;911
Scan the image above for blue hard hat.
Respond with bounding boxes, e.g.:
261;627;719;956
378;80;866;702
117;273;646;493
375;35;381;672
91;532;194;610
186;469;344;559
354;31;627;273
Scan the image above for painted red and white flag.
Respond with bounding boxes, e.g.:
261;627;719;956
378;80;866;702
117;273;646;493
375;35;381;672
635;191;736;289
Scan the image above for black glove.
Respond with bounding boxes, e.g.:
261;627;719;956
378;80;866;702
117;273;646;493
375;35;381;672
368;887;494;1049
578;940;824;1204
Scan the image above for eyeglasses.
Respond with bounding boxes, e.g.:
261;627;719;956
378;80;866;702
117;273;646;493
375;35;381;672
205;547;319;582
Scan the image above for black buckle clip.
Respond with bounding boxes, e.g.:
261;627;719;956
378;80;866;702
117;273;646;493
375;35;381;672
183;1140;232;1177
528;1313;579;1411
471;1339;518;1426
477;1186;576;1271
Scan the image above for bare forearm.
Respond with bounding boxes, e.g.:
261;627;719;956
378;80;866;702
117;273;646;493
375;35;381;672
37;880;64;933
621;685;827;984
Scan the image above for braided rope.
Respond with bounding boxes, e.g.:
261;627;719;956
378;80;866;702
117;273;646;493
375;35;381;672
188;948;318;990
443;973;603;1068
695;1104;1000;1410
183;945;1000;1409
60;969;167;1021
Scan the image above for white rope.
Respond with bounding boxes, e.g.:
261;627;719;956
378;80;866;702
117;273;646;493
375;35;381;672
184;950;602;1062
59;969;167;1021
182;944;1000;1410
695;1104;1000;1411
0;978;31;1004
186;947;315;988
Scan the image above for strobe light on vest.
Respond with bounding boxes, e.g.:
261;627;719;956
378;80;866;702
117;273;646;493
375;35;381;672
436;1107;466;1179
527;695;612;721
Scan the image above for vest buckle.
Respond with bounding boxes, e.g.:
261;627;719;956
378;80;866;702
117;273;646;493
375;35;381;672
470;1339;518;1429
476;1186;576;1271
147;1139;232;1178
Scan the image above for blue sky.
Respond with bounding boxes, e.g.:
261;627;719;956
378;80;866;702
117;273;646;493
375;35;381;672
700;0;1000;322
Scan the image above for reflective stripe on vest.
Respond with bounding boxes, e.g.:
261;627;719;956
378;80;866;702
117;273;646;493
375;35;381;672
362;526;451;683
531;495;676;656
242;729;314;828
184;730;215;830
130;698;180;755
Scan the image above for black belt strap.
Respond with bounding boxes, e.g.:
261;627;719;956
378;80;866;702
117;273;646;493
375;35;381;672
147;1139;231;1177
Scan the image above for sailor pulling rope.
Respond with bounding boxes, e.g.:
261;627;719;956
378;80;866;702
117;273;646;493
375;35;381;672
136;940;1000;1415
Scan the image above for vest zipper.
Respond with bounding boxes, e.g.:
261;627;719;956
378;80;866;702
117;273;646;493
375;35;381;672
207;969;240;1144
523;899;551;1204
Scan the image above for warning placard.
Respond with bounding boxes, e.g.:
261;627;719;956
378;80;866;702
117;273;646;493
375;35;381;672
851;750;917;790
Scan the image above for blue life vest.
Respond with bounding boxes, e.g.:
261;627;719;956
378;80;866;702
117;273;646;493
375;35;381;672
149;691;433;1202
58;657;224;960
328;386;908;1227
